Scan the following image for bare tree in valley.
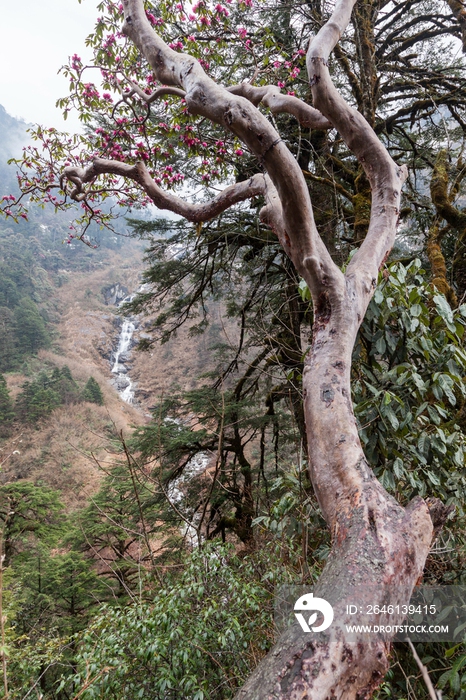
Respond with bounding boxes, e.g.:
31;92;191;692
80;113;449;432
46;0;452;696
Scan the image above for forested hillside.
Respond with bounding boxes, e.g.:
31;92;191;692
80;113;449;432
1;0;466;699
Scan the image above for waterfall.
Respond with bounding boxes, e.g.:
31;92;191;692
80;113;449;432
109;288;140;404
111;317;136;403
165;418;212;546
109;292;211;541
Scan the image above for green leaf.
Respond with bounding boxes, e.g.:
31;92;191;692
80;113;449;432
393;458;404;479
382;469;396;491
298;279;311;302
384;406;399;431
437;374;456;406
434;294;454;326
426;470;440;486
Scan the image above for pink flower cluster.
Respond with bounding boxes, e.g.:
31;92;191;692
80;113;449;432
146;12;164;26
135;141;150;162
71;54;82;70
214;4;229;16
109;143;124;160
82;83;100;102
103;33;116;49
95;126;126;161
154;169;185;186
216;139;226;156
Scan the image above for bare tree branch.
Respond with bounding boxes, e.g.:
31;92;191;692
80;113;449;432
406;638;439;700
122;79;186;104
227;83;332;129
62;160;266;223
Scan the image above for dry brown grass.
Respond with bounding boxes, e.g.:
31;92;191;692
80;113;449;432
0;402;138;508
130;300;240;408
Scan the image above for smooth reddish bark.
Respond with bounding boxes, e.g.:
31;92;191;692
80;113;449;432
61;1;448;697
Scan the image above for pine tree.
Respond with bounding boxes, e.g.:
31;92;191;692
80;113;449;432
0;482;64;565
0;373;14;436
51;365;80;404
81;376;104;405
0;306;17;372
13;298;49;356
15;372;61;424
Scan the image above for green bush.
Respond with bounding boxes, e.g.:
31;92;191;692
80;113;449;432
66;543;293;700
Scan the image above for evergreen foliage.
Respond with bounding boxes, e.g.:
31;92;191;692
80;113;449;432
81;376;104;405
15;371;62;424
13;297;50;355
67;543;294;700
0;372;14;436
0;482;64;566
14;366;102;425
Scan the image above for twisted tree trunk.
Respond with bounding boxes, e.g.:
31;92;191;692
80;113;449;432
61;0;449;696
237;284;434;699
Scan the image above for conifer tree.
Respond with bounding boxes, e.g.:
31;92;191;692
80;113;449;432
0;373;14;436
13;298;49;356
81;376;104;405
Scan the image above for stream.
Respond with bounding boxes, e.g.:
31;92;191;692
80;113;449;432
110;288;141;404
109;287;211;543
111;316;136;403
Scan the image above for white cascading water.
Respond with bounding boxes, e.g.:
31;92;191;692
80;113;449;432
168;450;211;546
110;287;210;543
110;283;150;404
111;316;136;403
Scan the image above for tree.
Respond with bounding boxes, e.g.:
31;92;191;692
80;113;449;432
0;482;64;566
69;543;283;700
52;365;81;404
14;365;84;424
13;297;49;356
15;371;62;424
3;0;461;697
81;376;104;405
0;373;15;437
72;457;161;595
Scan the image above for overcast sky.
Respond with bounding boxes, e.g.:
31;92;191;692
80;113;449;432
0;0;102;131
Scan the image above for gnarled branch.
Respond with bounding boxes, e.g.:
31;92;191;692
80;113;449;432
62;160;266;223
227;83;332;130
